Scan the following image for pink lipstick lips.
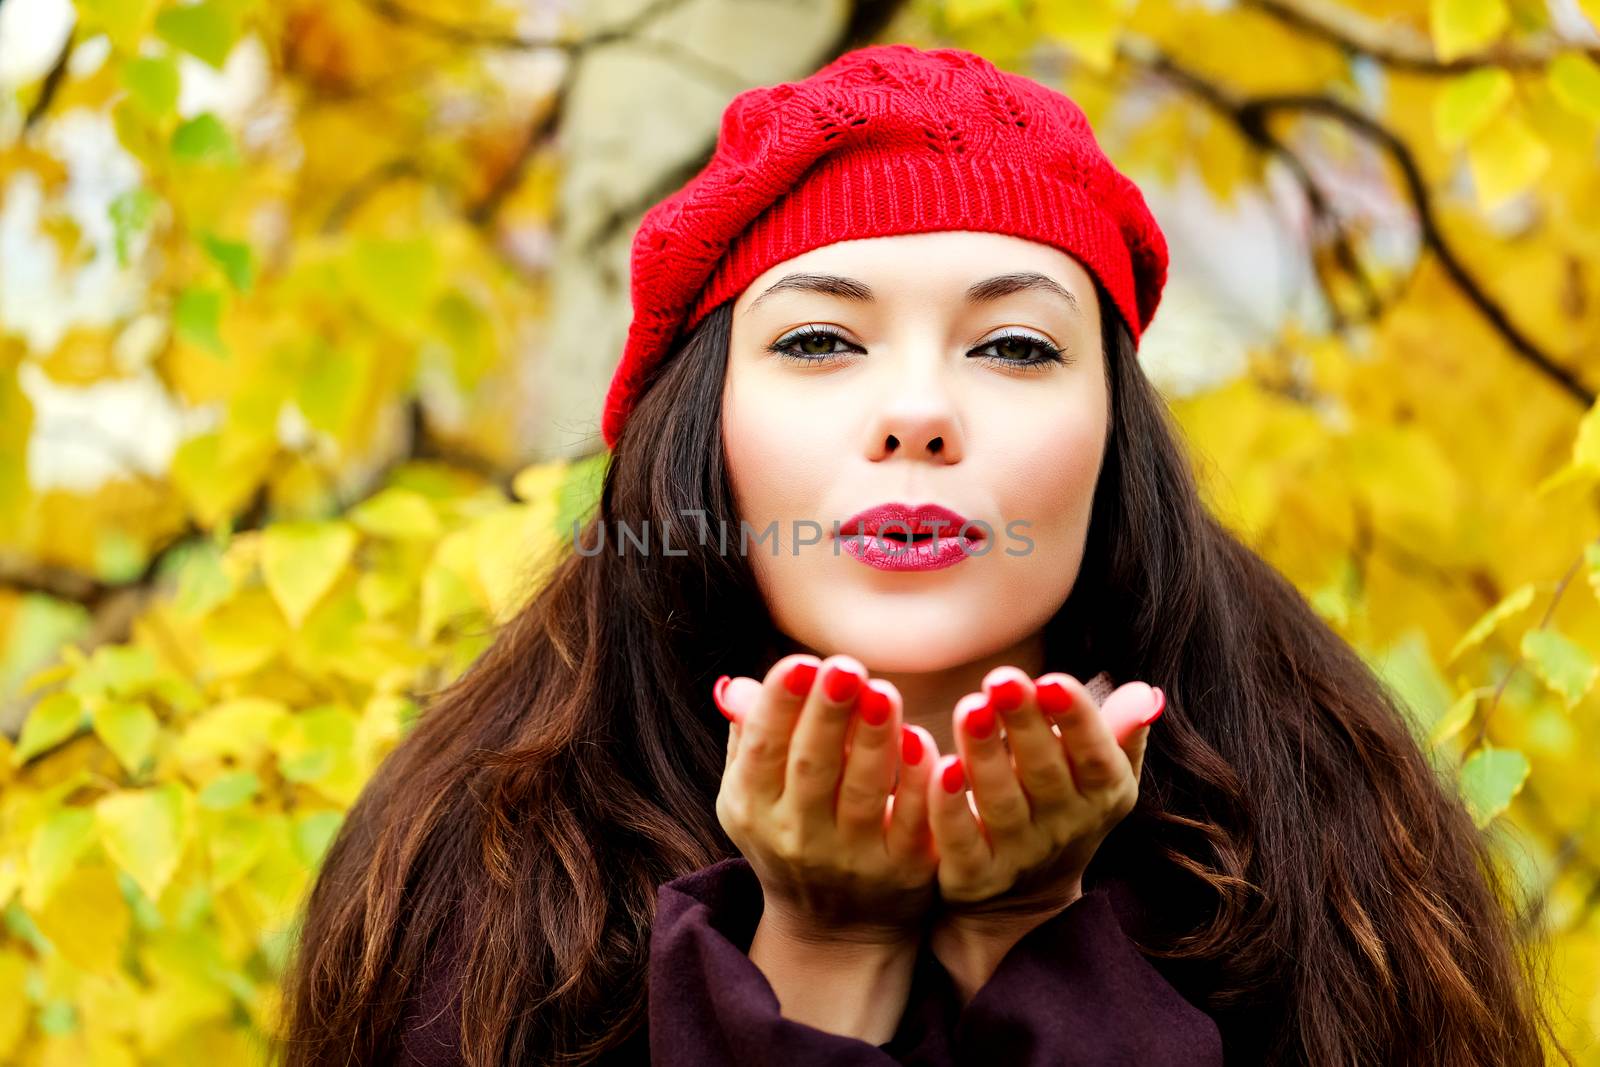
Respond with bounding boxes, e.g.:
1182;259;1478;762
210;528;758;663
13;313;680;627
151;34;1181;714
835;501;986;572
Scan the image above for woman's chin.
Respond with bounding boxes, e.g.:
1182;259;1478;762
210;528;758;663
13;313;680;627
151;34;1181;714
787;615;1015;676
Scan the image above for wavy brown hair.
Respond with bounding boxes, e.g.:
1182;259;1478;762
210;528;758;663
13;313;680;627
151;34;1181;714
273;284;1573;1066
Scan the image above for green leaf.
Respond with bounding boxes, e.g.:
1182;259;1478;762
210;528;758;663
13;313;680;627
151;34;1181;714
14;691;86;764
202;233;254;293
1434;68;1512;150
122;55;180;117
1429;689;1481;747
556;452;610;538
1458;743;1530;827
197;771;260;810
171;113;238;164
23;809;97;908
1520;628;1598;708
175;286;226;356
1448;582;1536;661
1586;541;1600;604
346;237;439;329
291;811;343;867
1367;629;1453;744
0;594;89;704
92;699;161;777
171;538;234;617
95;784;190;902
1430;0;1508;62
154;0;238;69
108;187;158;267
260;521;359;628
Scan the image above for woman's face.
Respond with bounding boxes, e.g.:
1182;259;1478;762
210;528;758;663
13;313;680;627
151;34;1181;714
723;230;1109;674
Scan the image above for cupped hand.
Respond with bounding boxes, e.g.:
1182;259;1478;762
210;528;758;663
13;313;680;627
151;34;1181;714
713;653;942;945
926;668;1162;919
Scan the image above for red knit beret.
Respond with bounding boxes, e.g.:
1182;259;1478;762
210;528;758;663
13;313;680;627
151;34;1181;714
601;42;1169;450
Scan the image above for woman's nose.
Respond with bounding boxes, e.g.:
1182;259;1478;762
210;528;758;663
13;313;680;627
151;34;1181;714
863;388;965;464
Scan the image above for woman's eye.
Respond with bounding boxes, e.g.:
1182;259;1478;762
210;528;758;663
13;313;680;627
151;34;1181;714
766;327;1066;369
973;332;1066;369
767;326;859;364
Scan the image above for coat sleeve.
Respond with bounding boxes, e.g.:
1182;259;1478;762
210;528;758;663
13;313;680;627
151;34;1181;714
949;884;1226;1066
648;856;958;1066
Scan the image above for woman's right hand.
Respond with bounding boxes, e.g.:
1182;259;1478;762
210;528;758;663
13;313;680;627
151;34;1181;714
713;653;941;946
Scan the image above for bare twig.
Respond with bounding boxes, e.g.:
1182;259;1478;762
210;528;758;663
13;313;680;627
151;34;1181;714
1130;44;1593;408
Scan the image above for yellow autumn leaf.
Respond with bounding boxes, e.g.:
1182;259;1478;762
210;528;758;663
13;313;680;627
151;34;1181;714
349;487;442;541
417;527;486;643
472;501;560;625
1037;0;1126;72
1548;53;1600;124
33;862;131;976
1434;68;1512;151
260;520;359;628
1430;0;1508;63
1466;107;1550;212
95;784;190;903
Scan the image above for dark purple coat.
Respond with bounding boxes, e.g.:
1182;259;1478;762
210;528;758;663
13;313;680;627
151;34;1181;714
398;856;1224;1065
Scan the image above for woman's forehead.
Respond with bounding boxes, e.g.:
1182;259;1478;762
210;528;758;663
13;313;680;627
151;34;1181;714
734;232;1098;313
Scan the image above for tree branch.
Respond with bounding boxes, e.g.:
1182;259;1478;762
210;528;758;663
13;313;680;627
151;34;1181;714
1243;0;1600;74
1130;42;1593;408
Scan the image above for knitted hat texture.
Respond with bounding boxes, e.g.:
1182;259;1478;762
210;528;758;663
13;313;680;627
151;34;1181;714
601;43;1169;450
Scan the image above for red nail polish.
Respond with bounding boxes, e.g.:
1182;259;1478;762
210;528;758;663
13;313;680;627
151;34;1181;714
965;699;996;739
901;725;923;765
784;661;817;696
822;663;863;703
713;675;734;721
1036;678;1074;716
859;683;891;726
941;758;965;794
988;677;1026;713
1143;686;1166;726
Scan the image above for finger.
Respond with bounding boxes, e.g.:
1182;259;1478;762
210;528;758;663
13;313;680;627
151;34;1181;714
726;654;819;806
715;675;740;769
1045;675;1138;795
1099;682;1164;747
835;679;901;847
1114;686;1162;781
781;654;866;815
927;753;990;880
985;667;1079;822
885;723;937;863
956;685;1032;848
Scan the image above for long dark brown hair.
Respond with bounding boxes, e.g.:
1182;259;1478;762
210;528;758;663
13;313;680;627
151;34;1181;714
274;281;1573;1065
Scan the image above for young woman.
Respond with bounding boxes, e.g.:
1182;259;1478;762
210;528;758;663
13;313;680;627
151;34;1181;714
276;43;1571;1066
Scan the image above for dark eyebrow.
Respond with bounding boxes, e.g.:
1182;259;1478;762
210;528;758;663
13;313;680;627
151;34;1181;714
744;270;1081;316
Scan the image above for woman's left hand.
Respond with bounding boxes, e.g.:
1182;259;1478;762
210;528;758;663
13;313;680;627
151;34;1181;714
924;668;1163;994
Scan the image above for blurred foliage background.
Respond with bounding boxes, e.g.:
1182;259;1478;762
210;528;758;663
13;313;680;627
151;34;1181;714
1;0;1599;1062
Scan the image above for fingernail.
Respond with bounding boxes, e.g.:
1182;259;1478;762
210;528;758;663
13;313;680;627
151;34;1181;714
859;682;891;726
964;698;996;739
1036;677;1074;716
901;725;924;765
783;660;817;696
940;757;966;794
987;677;1026;713
713;675;735;721
821;663;863;703
1142;686;1165;726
